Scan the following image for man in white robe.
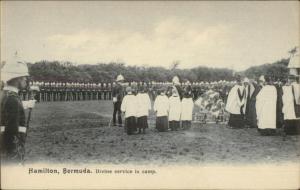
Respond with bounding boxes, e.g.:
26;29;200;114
169;88;181;131
225;76;245;128
256;76;277;135
121;87;137;135
181;85;194;129
136;85;151;134
282;76;300;135
153;88;169;132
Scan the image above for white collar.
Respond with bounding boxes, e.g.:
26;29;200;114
3;85;19;93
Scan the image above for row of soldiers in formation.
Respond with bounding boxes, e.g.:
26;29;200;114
18;80;233;102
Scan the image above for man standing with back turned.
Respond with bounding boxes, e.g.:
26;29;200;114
112;74;124;127
1;55;36;164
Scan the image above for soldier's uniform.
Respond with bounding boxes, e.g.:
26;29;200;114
0;55;35;163
112;75;125;126
1;88;27;162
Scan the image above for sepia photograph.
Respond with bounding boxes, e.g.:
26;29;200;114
0;1;299;189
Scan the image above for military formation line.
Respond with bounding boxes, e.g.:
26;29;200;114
20;80;235;102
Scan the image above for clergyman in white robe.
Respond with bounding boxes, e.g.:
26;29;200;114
121;89;137;135
256;85;277;132
168;94;181;131
181;90;194;129
282;82;300;135
225;84;245;128
136;91;151;133
153;90;169;132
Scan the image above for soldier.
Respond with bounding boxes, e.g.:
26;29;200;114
1;58;36;163
112;74;125;127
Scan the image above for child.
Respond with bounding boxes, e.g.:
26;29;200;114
181;86;194;129
136;85;151;134
168;87;181;131
153;88;169;132
121;86;137;135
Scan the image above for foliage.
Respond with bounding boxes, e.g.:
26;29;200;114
27;58;290;82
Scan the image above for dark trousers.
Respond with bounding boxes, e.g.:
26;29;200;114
113;101;122;125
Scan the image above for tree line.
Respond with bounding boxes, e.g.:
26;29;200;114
27;58;290;83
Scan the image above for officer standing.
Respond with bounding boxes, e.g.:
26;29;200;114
0;57;36;163
112;74;124;127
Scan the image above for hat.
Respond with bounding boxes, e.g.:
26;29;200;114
116;74;124;82
1;55;29;82
126;86;132;92
243;77;250;83
259;75;265;82
172;76;180;85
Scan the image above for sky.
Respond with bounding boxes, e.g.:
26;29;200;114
1;1;299;71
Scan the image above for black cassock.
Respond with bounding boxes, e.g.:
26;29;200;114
245;83;261;128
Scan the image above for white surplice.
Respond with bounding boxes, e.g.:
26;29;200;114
181;97;194;121
153;95;169;117
282;83;300;120
168;95;181;121
256;85;277;129
121;94;137;118
136;93;151;117
225;85;245;114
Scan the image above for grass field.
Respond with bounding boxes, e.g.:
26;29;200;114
24;100;300;165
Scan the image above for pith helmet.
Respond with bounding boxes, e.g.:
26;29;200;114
1;55;29;82
116;74;124;82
